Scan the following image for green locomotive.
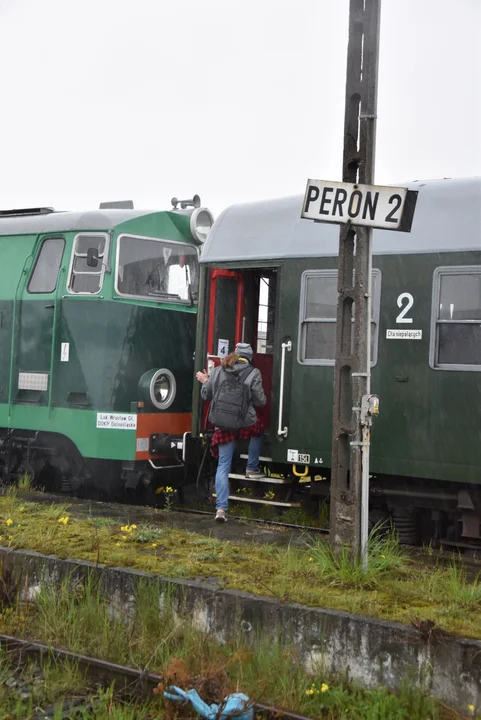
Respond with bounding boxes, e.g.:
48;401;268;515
0;197;212;498
192;177;481;546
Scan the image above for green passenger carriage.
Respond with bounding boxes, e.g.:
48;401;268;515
0;198;212;499
192;177;481;546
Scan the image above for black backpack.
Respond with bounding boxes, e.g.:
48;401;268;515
209;365;255;430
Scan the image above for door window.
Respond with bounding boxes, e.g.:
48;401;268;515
256;274;276;354
430;266;481;370
68;233;108;294
298;269;381;365
28;237;65;294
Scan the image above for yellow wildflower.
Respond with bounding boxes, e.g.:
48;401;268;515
122;535;127;540
305;689;314;696
309;557;313;562
467;705;475;713
321;683;329;693
19;507;24;512
6;519;13;527
58;516;69;525
155;486;165;495
130;524;137;530
152;543;158;548
115;542;121;547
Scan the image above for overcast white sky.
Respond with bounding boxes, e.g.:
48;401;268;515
0;0;479;216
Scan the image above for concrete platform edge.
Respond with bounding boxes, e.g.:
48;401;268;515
0;546;478;711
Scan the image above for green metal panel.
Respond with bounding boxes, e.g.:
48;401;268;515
0;404;136;460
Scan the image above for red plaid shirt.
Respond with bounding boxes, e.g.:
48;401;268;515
210;420;263;459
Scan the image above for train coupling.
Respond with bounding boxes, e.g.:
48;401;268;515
149;433;184;458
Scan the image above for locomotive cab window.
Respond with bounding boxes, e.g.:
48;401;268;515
430;266;481;370
28;237;65;294
68;233;108;294
115;234;198;303
298;269;381;365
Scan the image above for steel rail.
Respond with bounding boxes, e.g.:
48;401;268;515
173;507;329;534
0;633;314;720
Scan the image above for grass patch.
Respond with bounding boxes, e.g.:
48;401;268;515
0;576;466;719
1;491;481;639
308;523;406;588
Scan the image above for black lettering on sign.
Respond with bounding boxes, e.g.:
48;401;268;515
304;186;320;213
385;194;402;223
347;190;362;218
362;191;379;220
332;188;347;217
319;187;334;215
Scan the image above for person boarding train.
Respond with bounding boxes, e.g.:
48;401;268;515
196;343;267;522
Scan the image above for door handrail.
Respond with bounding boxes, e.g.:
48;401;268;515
277;340;292;437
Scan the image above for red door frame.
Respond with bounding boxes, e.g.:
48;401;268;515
207;268;245;355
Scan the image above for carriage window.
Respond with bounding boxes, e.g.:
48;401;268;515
431;267;481;370
28;237;65;294
68;233;108;294
116;234;198;303
298;269;381;365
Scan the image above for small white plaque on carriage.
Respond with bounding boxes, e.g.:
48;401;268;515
96;413;137;430
386;329;422;340
61;343;69;362
217;339;229;357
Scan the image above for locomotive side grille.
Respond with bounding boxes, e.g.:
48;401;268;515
18;372;49;392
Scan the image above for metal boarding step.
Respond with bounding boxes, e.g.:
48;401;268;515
228;473;292;485
239;454;273;462
214;493;300;508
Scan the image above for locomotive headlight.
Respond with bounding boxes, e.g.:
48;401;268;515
190;207;214;243
150;369;176;410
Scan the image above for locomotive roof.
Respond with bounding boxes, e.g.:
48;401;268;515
0;208;158;236
200;177;481;263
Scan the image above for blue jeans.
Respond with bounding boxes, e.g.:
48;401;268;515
215;435;262;511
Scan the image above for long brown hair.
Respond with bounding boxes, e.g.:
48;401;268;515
221;352;241;369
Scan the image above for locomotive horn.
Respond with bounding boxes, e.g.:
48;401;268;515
171;195;201;210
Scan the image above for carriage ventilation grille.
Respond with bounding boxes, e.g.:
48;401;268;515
0;207;54;217
18;372;49;392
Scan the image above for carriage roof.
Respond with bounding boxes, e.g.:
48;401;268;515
200;177;481;263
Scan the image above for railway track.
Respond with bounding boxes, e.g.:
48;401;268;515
172;507;329;534
0;633;313;720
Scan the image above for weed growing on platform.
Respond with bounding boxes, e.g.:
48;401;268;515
307;523;406;587
17;473;32;492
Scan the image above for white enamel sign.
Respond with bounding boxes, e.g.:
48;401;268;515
61;343;69;362
386;329;422;340
96;413;137;430
302;179;409;231
217;339;229;357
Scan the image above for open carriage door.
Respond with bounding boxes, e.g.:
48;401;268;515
202;268;275;439
207;269;244;363
271;266;337;473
